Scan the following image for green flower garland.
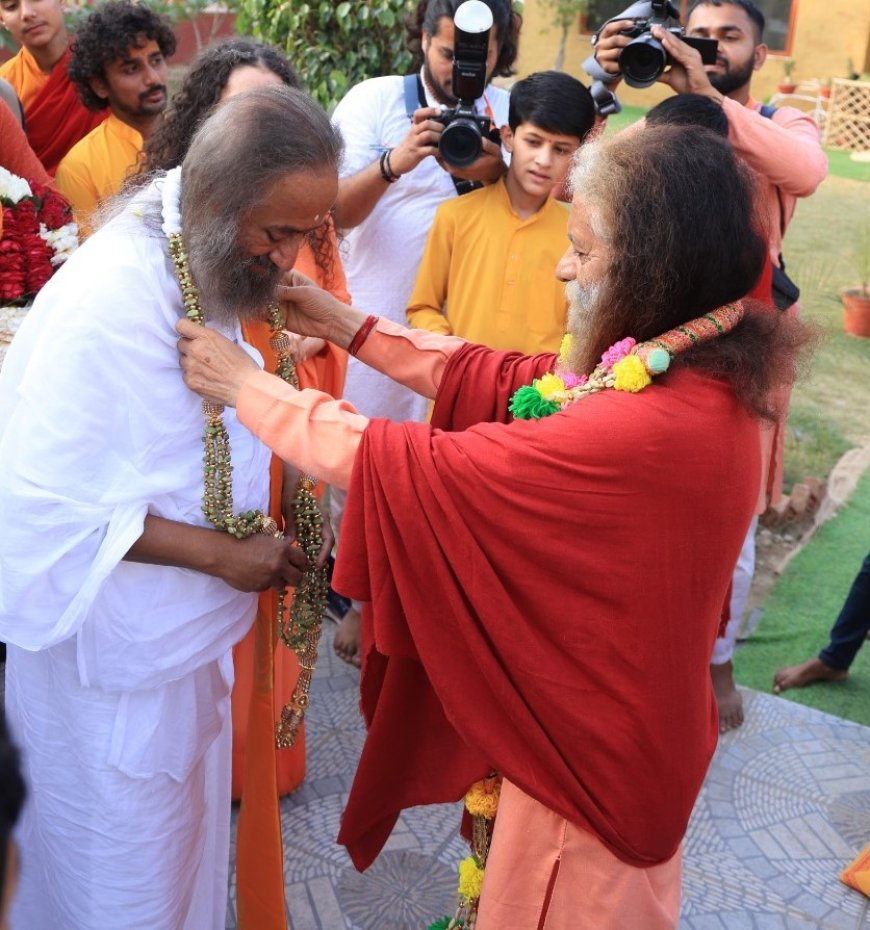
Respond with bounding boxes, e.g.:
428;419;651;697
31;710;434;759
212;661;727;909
168;232;327;749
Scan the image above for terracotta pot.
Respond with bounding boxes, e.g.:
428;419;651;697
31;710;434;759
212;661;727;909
820;86;831;98
842;288;870;338
777;81;797;94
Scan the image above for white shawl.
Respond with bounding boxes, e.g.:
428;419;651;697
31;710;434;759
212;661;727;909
0;185;271;780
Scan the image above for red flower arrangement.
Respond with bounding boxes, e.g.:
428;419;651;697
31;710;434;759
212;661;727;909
0;171;77;306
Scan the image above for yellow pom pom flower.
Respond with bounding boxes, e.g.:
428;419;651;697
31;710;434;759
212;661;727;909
612;354;652;393
464;779;501;819
457;856;485;902
535;372;566;401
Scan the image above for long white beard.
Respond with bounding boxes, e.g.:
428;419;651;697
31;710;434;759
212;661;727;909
566;279;602;335
564;279;603;376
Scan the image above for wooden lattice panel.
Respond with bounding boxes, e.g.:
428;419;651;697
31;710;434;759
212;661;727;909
823;79;870;152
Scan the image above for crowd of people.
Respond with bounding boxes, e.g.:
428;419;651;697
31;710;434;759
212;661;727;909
0;0;859;927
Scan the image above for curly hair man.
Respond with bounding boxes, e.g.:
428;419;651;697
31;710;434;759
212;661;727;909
55;0;175;233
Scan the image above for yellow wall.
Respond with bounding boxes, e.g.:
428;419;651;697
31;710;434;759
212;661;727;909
516;0;870;109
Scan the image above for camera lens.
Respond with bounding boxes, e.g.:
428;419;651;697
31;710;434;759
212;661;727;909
439;118;483;168
621;35;667;88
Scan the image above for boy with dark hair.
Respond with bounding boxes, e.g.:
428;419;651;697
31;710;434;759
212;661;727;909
407;70;595;353
645;91;729;135
54;0;175;231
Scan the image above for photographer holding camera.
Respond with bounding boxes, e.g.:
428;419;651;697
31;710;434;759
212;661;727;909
593;0;827;733
328;0;521;666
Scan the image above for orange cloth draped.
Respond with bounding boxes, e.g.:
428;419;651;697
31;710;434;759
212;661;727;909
54;113;143;235
0;98;51;186
233;232;348;930
0;47;106;175
334;344;760;872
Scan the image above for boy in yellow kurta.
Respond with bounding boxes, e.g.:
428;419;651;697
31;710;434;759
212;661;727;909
54;1;175;234
406;71;596;355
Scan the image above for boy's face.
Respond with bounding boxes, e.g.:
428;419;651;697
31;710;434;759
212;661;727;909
502;122;580;203
0;0;65;52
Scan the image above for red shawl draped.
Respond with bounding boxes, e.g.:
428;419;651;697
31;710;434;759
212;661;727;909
24;49;106;175
334;344;760;871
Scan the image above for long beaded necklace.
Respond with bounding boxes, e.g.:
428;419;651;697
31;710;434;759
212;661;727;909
162;167;326;748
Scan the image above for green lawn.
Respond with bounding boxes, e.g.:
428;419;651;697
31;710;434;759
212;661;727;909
734;470;870;726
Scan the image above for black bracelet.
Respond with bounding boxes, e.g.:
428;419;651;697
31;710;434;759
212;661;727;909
379;148;400;183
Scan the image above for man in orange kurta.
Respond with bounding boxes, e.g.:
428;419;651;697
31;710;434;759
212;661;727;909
0;0;105;174
54;0;175;234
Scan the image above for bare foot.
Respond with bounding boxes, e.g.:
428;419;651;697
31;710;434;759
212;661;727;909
333;607;361;669
773;657;848;693
710;660;744;733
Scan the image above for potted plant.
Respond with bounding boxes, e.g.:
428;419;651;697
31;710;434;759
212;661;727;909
841;225;870;338
820;78;832;99
778;57;797;94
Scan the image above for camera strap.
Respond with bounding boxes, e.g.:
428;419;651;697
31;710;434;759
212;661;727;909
758;102;799;309
403;74;484;196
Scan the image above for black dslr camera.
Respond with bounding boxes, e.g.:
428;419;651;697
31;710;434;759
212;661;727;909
434;0;501;168
609;0;718;89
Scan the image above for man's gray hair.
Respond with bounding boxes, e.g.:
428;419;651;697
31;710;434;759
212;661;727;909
180;84;343;229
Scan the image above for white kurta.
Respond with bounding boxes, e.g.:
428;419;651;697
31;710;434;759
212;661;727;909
0;185;270;929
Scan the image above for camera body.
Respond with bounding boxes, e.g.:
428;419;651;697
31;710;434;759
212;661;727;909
614;0;718;89
436;0;498;168
435;107;501;168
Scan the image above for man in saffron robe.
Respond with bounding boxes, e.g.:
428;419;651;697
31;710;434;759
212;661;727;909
177;125;809;928
0;87;340;930
54;0;174;235
0;0;105;174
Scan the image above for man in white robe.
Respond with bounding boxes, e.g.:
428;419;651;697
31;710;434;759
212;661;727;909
0;86;341;929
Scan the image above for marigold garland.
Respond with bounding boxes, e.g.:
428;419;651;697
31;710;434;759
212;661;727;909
161;166;326;749
509;302;745;420
429;774;502;930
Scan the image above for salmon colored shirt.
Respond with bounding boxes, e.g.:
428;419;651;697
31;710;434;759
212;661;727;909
724;96;827;263
55;112;143;234
407;178;570;354
0;96;51;186
237;319;458;489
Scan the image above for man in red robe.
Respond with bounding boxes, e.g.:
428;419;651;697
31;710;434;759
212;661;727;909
0;0;106;174
177;124;809;928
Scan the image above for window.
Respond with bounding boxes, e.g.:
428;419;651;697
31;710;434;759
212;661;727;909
580;0;795;53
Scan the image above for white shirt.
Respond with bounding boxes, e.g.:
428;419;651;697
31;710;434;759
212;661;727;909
332;72;510;422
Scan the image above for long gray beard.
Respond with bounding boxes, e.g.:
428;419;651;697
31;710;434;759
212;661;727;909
564;279;602;374
186;223;280;328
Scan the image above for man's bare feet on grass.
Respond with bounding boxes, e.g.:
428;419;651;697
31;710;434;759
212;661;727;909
773;657;848;693
333;607;361;669
710;660;744;733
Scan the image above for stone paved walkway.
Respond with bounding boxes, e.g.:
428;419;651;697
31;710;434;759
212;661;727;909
226;623;870;930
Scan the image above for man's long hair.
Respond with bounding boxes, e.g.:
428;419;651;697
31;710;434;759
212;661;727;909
179;86;342;323
134;40;338;290
570;125;811;419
